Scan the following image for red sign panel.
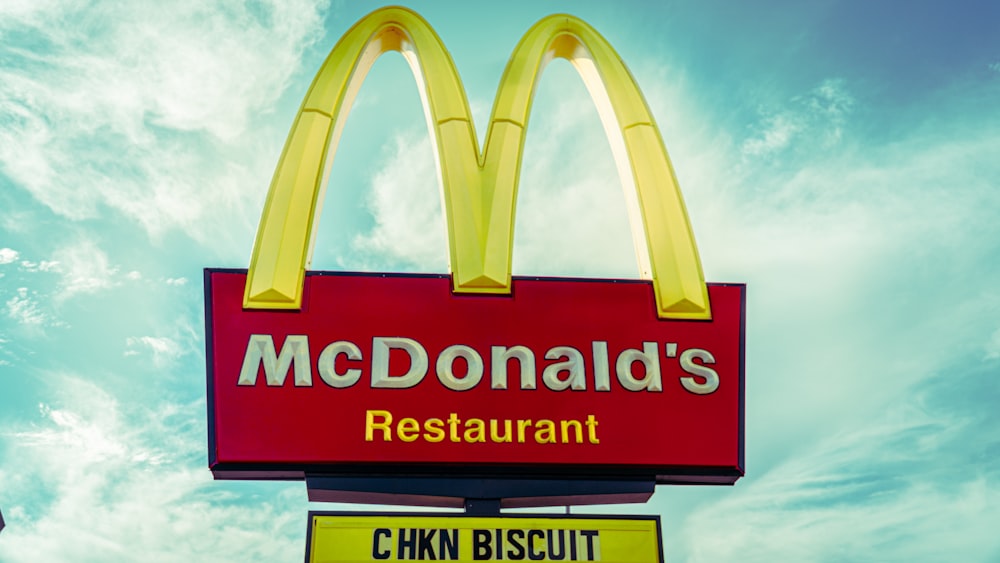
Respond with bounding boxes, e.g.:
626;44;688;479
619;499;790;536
205;270;744;484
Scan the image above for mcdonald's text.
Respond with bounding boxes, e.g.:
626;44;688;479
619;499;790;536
238;335;720;395
206;270;745;483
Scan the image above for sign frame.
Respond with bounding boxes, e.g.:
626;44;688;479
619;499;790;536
304;511;664;563
205;269;746;487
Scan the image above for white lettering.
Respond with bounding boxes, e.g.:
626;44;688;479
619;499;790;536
371;337;428;389
234;335;718;395
317;340;363;388
679;348;719;394
615;342;661;392
592;341;610;391
238;334;311;386
542;346;586;391
437;345;484;391
490;345;536;390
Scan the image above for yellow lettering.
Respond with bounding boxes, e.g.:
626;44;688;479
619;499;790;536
560;419;583;443
397;417;420;442
366;409;392;442
586;414;600;444
534;420;556;443
424;418;445;442
490;419;512;442
517;419;532;443
447;413;461;442
363;411;599;446
464;418;486;442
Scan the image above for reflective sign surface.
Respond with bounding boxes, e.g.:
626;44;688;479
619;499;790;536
206;270;744;483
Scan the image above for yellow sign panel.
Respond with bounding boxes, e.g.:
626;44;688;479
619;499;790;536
307;513;663;563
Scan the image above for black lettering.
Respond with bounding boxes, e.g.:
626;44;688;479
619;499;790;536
547;529;566;560
372;528;391;560
507;529;525;560
580;530;599;561
440;528;458;560
473;529;493;560
399;528;418;560
418;528;437;560
527;529;545;560
569;530;577;560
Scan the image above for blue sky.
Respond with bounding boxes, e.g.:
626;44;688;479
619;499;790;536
1;0;999;560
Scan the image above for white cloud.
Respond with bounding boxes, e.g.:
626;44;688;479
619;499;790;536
0;247;19;264
741;112;800;156
164;277;188;286
741;79;855;158
0;0;66;20
348;132;449;272
0;334;15;366
124;336;184;368
6;287;48;326
4;287;70;331
51;238;118;299
0;0;327;244
682;371;1000;562
18;260;60;272
512;91;639;279
124;317;200;369
0;374;307;562
985;327;1000;359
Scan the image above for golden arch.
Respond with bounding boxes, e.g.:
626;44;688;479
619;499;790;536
244;6;711;320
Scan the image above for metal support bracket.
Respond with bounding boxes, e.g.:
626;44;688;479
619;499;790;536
305;474;655;509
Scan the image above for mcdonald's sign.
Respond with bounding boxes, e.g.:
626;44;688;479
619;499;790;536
205;7;745;485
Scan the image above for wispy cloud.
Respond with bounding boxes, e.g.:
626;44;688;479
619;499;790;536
682;361;1000;562
124;336;184;368
986;328;1000;359
0;374;307;562
0;0;327;245
0;247;19;264
50;238;119;299
123;317;199;368
5;287;63;329
512;83;641;279
346;132;448;272
741;78;855;158
615;56;1000;559
0;334;17;366
18;260;59;273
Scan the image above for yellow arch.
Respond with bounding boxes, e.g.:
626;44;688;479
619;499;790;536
244;6;711;320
